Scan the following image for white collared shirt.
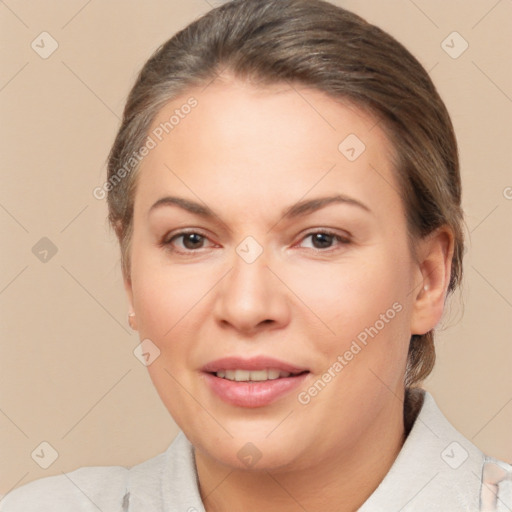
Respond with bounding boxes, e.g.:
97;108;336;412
1;390;510;511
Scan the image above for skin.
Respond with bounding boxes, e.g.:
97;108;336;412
124;76;453;512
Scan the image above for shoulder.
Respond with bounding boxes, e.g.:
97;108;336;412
0;465;128;511
0;435;191;511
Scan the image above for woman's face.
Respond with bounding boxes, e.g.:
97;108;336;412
126;78;430;471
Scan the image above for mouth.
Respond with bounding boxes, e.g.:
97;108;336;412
210;368;308;382
201;356;310;408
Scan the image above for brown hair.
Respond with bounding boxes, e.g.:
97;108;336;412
107;0;464;388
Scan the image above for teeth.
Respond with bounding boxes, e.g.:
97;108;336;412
269;369;282;380
215;368;293;381
248;369;269;381
233;369;250;381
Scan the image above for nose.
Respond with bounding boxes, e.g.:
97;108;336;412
212;246;291;336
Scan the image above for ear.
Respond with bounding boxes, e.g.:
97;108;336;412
410;226;454;335
124;271;138;331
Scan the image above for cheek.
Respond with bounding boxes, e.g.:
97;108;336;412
288;249;410;332
129;260;211;423
286;246;413;387
129;250;227;382
129;230;208;332
132;266;206;340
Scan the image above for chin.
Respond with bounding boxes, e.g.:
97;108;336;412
189;424;308;471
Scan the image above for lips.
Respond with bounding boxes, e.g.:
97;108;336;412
202;356;309;375
201;356;310;408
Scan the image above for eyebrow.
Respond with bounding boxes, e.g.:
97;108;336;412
281;194;371;218
148;194;371;223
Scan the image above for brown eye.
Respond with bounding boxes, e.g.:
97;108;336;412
310;232;336;249
180;233;205;250
164;231;212;252
299;230;351;251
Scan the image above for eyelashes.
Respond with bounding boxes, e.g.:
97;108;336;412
161;228;352;255
161;229;216;252
299;230;351;251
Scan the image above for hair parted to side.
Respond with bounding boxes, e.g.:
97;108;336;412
107;0;464;388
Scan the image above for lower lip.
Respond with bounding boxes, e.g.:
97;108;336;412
202;372;309;408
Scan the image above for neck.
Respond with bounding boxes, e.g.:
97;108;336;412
195;393;408;512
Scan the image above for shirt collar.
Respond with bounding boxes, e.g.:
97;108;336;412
359;389;485;511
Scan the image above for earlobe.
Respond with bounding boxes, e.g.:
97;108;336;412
410;227;454;335
128;312;137;331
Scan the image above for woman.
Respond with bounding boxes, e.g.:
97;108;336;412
2;0;510;510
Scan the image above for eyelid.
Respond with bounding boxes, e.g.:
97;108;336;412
163;228;210;243
161;228;217;251
297;226;352;241
295;228;352;250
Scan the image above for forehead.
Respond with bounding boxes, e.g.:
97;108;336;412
134;78;401;220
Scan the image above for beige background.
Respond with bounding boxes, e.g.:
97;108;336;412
1;0;511;495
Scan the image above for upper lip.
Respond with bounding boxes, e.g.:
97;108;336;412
202;356;309;374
